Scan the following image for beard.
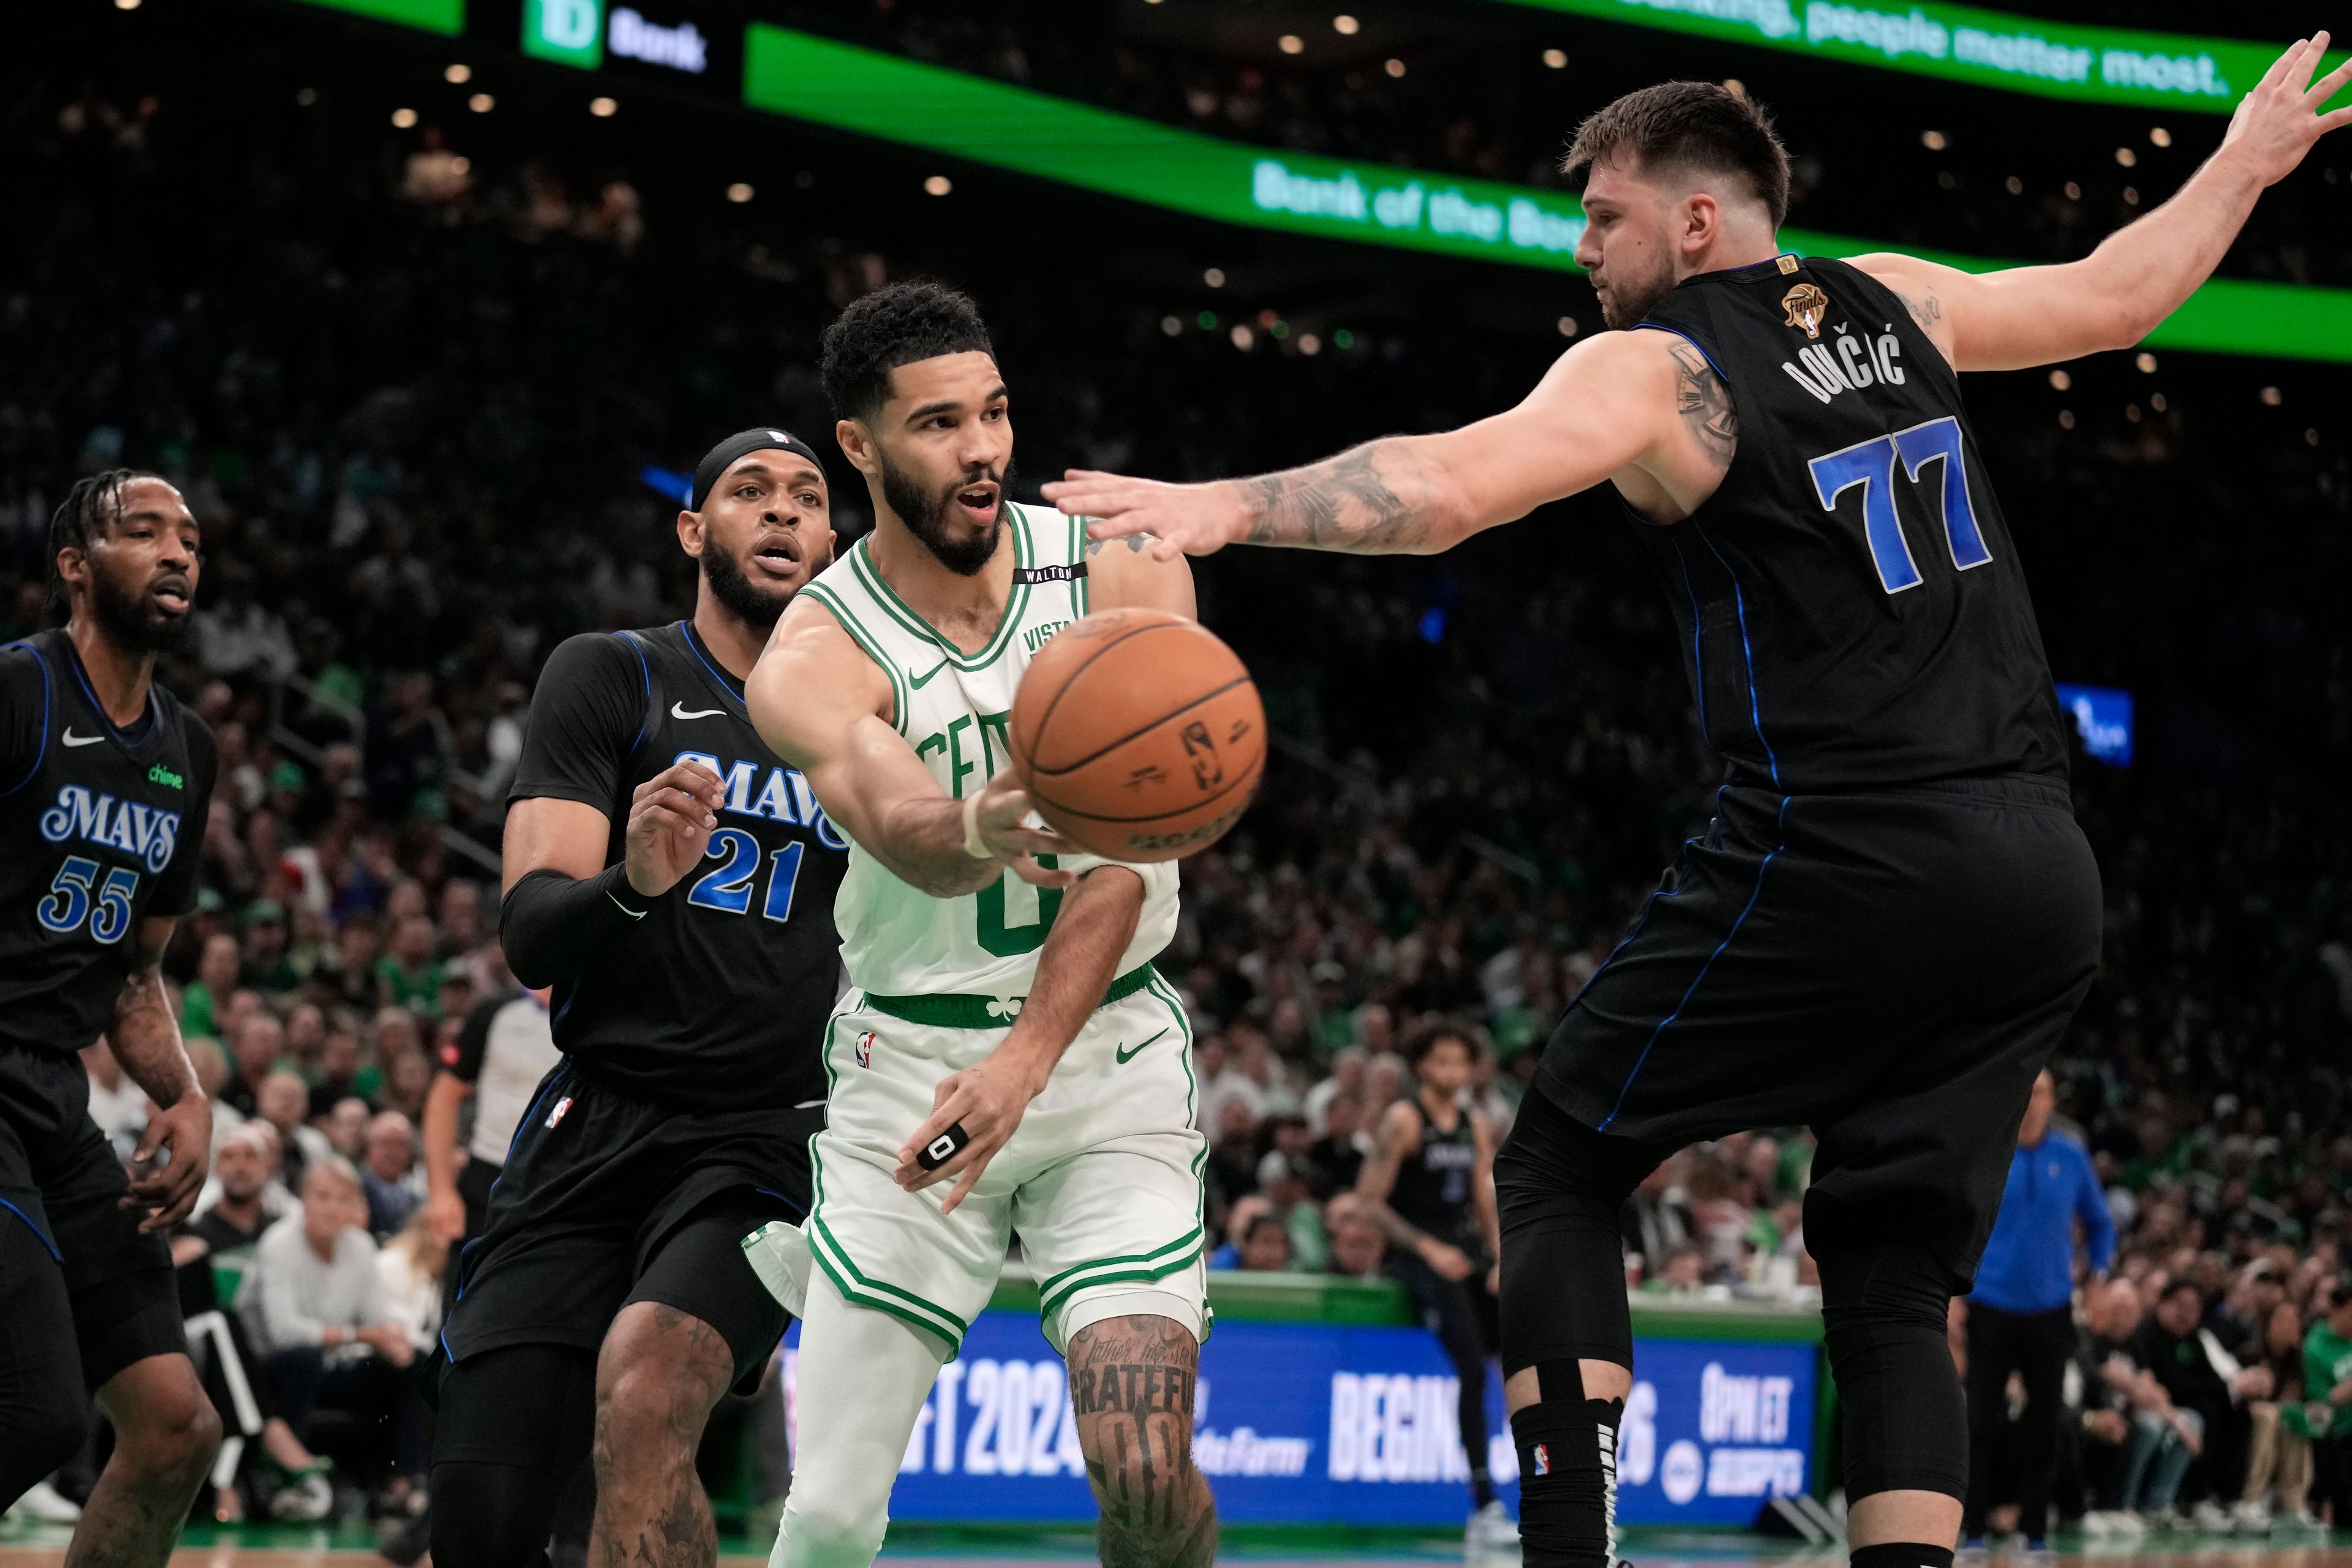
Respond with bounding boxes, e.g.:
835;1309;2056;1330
1596;252;1678;331
701;538;797;630
89;565;192;655
881;447;1014;578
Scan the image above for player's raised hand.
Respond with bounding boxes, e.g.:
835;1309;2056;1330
967;769;1079;888
1041;471;1247;560
624;759;723;895
2222;32;2352;187
894;1050;1044;1213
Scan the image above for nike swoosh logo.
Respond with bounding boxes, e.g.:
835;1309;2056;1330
671;702;726;720
908;660;948;690
1115;1028;1169;1065
61;729;105;747
607;892;648;920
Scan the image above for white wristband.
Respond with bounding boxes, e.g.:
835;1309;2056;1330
961;793;995;860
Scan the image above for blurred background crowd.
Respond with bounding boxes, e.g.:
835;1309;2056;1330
11;0;2352;1540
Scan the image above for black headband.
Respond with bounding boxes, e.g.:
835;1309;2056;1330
690;426;826;511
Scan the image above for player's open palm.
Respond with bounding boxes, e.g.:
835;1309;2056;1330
2225;32;2352;186
624;759;723;895
1042;471;1245;560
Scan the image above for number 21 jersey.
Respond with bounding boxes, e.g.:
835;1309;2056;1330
1630;254;2070;794
0;629;217;1056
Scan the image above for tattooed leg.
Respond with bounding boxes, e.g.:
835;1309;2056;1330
1067;1314;1218;1568
68;1353;221;1568
589;1302;736;1568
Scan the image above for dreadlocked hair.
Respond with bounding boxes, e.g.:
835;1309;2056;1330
47;469;157;621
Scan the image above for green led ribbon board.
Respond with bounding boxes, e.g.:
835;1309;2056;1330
741;24;2352;363
284;0;463;36
1494;0;2349;116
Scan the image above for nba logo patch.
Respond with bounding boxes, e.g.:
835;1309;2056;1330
1532;1443;1551;1477
855;1031;876;1068
545;1096;573;1130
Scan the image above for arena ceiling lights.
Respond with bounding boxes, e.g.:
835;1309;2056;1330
741;25;2352;364
1495;0;2350;115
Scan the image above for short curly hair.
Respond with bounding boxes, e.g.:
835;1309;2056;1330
819;280;995;423
47;468;161;620
1563;80;1792;227
1402;1016;1484;1070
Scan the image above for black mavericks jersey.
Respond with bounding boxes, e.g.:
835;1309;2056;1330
1633;254;2070;793
0;628;217;1055
510;620;847;1114
1389;1102;1480;1250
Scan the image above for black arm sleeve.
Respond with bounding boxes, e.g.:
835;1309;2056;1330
151;714;219;918
498;865;655;989
510;632;650;811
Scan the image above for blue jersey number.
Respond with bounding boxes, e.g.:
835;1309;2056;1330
1806;415;1992;594
38;856;139;944
686;827;807;923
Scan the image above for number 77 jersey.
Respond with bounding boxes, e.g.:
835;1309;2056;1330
799;501;1178;1003
0;629;217;1059
1629;254;2071;794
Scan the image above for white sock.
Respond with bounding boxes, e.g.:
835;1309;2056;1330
771;1269;949;1568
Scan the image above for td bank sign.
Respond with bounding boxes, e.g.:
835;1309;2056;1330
523;0;707;74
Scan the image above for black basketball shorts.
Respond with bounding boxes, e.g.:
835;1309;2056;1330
437;1061;819;1392
1534;774;2101;1282
0;1045;185;1393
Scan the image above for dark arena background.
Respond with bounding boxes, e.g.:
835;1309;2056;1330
8;0;2352;1562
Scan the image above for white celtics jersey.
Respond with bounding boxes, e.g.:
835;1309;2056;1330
800;502;1179;1000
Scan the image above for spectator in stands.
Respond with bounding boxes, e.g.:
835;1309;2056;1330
1303;1091;1366;1199
1256;1148;1329;1273
182;930;242;1041
307;1028;370;1118
374;913;443;1017
1965;1070;2116;1552
221;1011;287;1119
323;1097;371;1163
1327;1212;1388;1281
81;1039;148;1156
1231;1213;1292;1273
238;1158;414;1487
1641;1242;1705;1297
2241;1295;2315;1526
2296;1275;2352;1525
361;1112;423;1238
189;1125;279;1270
2131;1280;2269;1526
255;1069;323;1192
2073;1278;2147;1537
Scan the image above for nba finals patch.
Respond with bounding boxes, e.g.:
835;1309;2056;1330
545;1095;573;1129
855;1030;876;1068
1782;283;1828;340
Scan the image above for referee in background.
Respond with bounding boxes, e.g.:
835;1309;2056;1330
1962;1069;2116;1555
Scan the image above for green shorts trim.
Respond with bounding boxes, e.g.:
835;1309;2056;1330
807;1147;972;1351
864;961;1159;1029
1037;1227;1206;1322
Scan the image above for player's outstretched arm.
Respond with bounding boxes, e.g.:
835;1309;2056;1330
111;914;210;1231
1042;330;1673;559
1852;34;2352;372
747;597;1077;895
893;864;1145;1212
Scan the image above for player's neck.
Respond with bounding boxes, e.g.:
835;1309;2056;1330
688;589;770;683
65;612;154;728
865;509;1015;655
1417;1085;1457;1126
1676;219;1782;284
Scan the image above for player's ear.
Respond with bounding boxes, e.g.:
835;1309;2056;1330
1683;190;1720;255
835;417;879;477
676;508;705;559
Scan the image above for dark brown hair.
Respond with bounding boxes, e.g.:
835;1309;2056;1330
1563;81;1792;227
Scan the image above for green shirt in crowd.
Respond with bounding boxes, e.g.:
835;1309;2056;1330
2288;1320;2352;1440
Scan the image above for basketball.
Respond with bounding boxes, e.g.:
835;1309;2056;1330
1011;608;1265;862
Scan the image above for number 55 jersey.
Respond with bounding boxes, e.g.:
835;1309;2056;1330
0;628;216;1059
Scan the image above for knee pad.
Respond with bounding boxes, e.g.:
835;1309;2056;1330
1511;1361;1624;1568
1818;1240;1968;1501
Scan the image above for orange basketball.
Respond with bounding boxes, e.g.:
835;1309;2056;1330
1011;608;1265;862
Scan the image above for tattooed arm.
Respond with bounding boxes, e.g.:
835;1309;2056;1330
1044;327;1702;556
1853;37;2352;371
113;914;212;1231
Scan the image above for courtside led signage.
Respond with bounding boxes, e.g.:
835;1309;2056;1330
1490;0;2349;115
740;24;2352;364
